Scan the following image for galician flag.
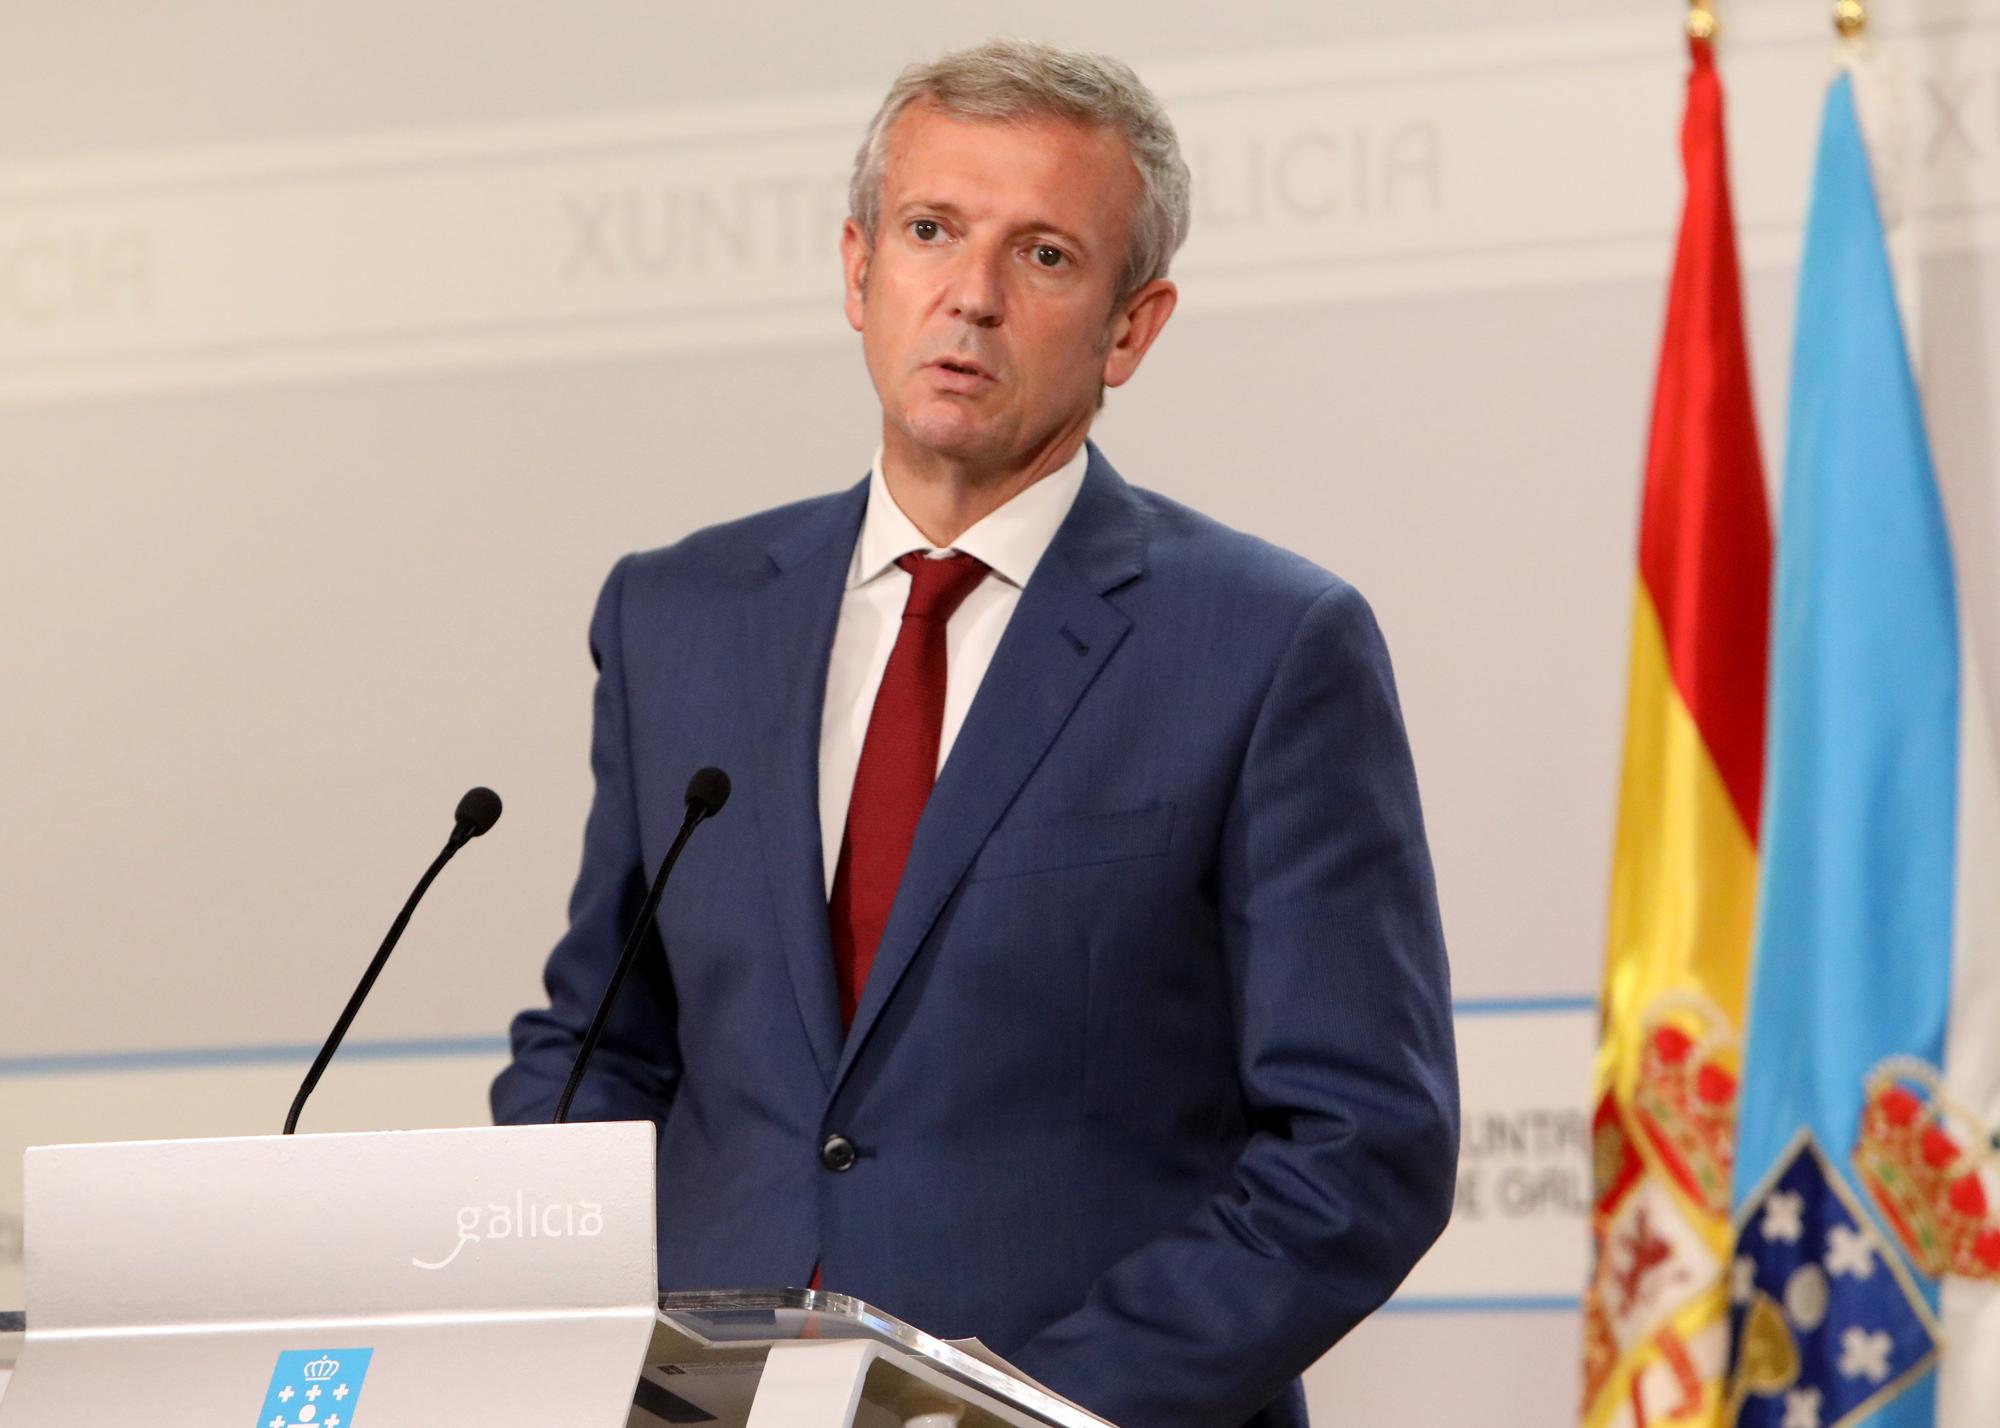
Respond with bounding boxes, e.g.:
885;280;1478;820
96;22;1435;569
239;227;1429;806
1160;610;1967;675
1583;29;1772;1428
1723;47;2000;1428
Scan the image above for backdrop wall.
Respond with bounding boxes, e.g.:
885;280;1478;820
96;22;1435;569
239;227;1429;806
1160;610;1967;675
5;3;1999;1423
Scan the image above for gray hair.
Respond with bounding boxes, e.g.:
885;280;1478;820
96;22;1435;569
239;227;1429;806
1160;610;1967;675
848;38;1192;304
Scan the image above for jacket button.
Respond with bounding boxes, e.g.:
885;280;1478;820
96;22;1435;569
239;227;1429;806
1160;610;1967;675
820;1134;858;1172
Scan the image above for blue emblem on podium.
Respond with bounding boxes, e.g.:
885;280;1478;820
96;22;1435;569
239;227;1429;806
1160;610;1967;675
256;1348;373;1428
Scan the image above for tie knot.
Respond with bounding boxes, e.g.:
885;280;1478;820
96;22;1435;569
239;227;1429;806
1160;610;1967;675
896;551;988;622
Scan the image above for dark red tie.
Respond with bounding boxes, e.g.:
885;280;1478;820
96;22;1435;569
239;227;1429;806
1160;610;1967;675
829;551;989;1029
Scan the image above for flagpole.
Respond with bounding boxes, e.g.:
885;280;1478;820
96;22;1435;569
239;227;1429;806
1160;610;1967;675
1686;0;1716;43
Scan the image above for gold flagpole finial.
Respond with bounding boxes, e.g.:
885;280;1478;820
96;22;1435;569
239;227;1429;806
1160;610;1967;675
1686;0;1718;41
1833;0;1867;36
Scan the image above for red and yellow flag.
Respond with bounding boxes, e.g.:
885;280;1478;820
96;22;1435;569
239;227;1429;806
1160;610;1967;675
1582;29;1772;1428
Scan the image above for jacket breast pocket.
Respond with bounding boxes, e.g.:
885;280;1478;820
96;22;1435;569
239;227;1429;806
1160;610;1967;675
965;803;1177;883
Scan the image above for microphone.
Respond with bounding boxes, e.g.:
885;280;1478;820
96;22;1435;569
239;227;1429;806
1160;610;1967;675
553;766;730;1124
283;786;504;1135
451;785;503;846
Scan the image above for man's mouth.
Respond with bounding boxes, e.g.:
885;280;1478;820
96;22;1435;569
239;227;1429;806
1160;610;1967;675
930;357;993;381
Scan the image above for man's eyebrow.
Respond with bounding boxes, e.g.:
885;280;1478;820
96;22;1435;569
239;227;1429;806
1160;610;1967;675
895;199;1092;255
898;198;969;221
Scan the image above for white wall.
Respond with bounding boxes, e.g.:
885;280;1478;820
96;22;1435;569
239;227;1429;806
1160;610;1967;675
6;3;2000;1422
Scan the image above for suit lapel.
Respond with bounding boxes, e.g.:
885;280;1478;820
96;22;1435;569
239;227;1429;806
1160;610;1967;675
742;480;869;1088
835;446;1148;1089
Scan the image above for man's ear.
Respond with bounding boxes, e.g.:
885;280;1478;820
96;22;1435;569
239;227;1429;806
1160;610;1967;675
1101;279;1178;389
841;218;871;333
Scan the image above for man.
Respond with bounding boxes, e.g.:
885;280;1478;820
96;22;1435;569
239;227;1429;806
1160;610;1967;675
494;39;1457;1428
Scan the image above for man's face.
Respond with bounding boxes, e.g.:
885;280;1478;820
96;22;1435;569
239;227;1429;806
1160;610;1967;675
842;100;1175;476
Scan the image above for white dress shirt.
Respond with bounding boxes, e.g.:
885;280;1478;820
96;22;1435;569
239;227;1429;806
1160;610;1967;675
816;444;1090;895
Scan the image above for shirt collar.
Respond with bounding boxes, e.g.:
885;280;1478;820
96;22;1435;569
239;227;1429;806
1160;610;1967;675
848;442;1091;591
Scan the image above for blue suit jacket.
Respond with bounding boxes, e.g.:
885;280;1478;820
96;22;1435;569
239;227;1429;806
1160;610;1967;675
492;445;1458;1428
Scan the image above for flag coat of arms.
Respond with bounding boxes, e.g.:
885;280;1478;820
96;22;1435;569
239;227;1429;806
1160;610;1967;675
1725;48;2000;1428
256;1349;372;1428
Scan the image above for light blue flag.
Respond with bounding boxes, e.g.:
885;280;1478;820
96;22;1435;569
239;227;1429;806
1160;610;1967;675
1725;69;1960;1428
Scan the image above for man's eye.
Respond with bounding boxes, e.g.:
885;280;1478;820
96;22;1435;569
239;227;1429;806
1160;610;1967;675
911;219;942;242
1032;245;1067;268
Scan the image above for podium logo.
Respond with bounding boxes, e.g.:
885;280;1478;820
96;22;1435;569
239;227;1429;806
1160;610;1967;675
256;1348;372;1428
410;1195;605;1270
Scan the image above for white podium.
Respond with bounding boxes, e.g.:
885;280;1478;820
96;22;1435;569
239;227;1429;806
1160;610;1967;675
0;1124;1106;1428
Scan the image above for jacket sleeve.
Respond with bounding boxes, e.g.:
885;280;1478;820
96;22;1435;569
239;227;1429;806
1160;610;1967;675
1008;580;1460;1428
490;554;683;1126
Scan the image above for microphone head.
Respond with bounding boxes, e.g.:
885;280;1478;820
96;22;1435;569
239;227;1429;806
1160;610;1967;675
684;766;731;819
454;786;504;839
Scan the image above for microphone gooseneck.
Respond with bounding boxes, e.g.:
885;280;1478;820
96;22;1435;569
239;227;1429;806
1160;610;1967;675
283;786;504;1135
553;766;729;1124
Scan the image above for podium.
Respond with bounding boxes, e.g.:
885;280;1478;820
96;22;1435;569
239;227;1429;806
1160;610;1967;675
0;1123;1107;1428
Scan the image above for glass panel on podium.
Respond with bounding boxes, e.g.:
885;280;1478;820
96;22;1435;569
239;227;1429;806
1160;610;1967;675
0;1310;21;1407
638;1290;1107;1428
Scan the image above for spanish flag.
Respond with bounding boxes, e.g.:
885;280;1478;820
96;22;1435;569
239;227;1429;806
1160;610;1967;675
1582;28;1772;1428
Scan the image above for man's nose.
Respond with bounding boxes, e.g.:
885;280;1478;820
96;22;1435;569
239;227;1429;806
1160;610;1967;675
945;246;1004;327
